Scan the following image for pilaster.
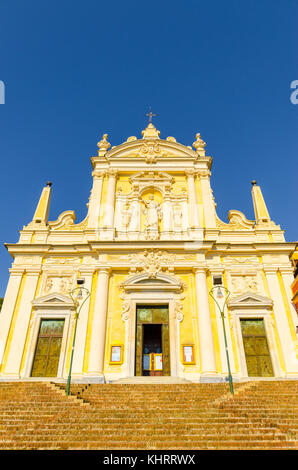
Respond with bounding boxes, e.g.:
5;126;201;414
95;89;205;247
199;171;217;229
264;267;298;374
86;267;111;382
194;267;217;379
3;269;40;378
87;171;105;229
0;270;24;368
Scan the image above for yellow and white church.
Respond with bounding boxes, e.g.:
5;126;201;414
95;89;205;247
0;122;298;383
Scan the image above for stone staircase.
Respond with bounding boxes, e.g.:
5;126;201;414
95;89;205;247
0;380;297;449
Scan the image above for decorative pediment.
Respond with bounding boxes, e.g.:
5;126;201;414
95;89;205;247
101;137;198;162
32;292;75;309
120;272;184;293
130;171;173;185
228;292;273;310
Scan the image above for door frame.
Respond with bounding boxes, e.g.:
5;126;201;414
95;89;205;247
228;292;282;378
22;292;74;379
135;307;169;376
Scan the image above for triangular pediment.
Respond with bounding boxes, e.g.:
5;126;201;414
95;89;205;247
228;292;273;309
122;272;183;292
32;292;75;308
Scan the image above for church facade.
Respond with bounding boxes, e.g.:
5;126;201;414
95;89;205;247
0;122;297;383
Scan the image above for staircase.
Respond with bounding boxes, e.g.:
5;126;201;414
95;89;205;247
0;380;297;449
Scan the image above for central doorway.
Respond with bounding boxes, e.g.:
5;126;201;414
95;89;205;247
135;305;170;376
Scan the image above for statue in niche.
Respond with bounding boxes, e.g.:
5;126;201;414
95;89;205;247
173;204;182;231
142;195;162;231
122;201;132;231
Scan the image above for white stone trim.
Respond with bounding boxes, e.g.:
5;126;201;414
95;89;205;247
22;292;75;379
228;292;282;378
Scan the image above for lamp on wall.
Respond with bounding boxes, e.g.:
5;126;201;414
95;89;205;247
66;279;91;396
209;285;234;394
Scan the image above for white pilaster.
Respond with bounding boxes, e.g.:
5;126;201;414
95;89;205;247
104;170;117;228
87;171;105;229
200;172;216;228
186;170;199;229
265;268;298;374
4;270;40;377
87;268;110;381
0;270;23;367
194;268;217;377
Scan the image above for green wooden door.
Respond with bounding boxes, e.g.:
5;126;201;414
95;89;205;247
31;319;65;377
241;319;273;377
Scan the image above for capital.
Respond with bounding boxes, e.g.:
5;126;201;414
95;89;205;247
92;170;106;180
107;168;118;178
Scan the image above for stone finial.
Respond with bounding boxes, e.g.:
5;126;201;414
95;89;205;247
192;133;206;156
142;123;160;139
97;134;111;154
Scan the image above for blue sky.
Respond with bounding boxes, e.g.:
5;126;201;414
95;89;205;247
0;0;297;296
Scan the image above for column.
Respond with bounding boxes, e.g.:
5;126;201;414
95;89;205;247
186;170;199;229
194;268;217;378
4;270;40;377
265;268;298;374
87;268;110;382
0;269;24;367
87;171;105;229
104;170;117;228
200;172;216;228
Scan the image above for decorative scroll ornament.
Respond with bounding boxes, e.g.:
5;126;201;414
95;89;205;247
121;299;130;322
129;249;176;278
97;134;111;153
174;296;185;322
139;141;163;163
216;211;255;231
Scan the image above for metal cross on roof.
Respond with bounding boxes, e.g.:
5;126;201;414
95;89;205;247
146;108;157;124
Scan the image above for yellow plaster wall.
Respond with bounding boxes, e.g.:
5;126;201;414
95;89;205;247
222;270;239;373
206;272;222;373
116;175;132;195
83;271;98;373
103;272;127;374
171;174;187;194
277;270;297;346
179;273;200;372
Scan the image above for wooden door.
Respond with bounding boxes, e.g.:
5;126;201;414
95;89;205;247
241;319;273;377
135;306;170;376
31;319;65;377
